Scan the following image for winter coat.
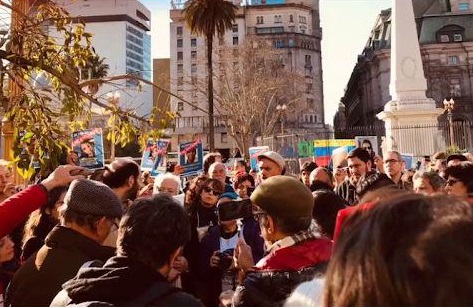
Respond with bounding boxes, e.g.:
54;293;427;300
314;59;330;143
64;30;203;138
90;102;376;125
50;256;203;307
5;226;114;307
198;219;264;307
232;237;332;307
0;185;48;239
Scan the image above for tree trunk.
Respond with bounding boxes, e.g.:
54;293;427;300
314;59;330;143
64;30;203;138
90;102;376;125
207;35;215;151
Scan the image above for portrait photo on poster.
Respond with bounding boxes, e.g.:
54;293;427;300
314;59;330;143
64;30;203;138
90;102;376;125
179;140;203;175
71;128;105;169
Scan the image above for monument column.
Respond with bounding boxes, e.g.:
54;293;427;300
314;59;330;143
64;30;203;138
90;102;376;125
377;0;443;158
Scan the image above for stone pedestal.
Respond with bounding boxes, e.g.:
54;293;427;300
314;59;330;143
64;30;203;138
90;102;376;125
378;0;443;158
377;108;444;157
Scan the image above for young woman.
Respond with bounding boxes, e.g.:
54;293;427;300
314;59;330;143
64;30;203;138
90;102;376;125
21;187;67;263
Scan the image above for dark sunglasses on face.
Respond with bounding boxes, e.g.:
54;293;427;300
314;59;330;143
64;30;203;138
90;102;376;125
203;186;221;196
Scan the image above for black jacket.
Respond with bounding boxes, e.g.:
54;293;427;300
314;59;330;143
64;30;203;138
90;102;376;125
5;226;114;307
50;256;203;307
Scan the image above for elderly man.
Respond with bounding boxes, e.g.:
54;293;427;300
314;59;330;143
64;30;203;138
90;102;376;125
209;162;234;193
384;151;412;190
6;179;123;307
153;173;181;196
232;176;332;306
309;167;334;191
257;151;285;180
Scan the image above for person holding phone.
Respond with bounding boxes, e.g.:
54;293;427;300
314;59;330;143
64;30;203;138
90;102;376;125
233;174;255;199
198;192;263;307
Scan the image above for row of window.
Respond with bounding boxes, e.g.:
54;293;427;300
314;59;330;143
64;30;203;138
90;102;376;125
126;34;143;47
256;14;307;25
177;38;198;48
126;25;143;39
126;42;143;55
177;64;198;74
177;25;239;37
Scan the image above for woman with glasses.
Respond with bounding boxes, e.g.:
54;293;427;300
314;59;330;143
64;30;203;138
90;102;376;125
182;178;225;297
444;162;473;200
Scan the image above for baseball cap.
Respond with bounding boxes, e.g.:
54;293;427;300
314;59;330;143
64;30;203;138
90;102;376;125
250;176;313;218
61;179;123;218
257;151;285;170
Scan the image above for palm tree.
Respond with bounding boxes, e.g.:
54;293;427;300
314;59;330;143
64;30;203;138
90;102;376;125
183;0;237;151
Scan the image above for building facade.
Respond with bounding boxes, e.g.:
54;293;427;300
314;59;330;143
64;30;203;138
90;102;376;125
54;0;153;118
336;0;473;129
169;0;325;156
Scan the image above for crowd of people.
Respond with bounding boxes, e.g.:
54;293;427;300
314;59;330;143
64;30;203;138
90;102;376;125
0;146;472;306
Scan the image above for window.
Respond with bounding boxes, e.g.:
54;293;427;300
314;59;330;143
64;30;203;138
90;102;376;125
256;16;264;24
299;16;307;24
176;26;183;36
454;34;463;42
191;38;197;47
191;76;198;85
232;24;238;33
192;101;198;111
177;39;183;48
177;76;183;86
305;54;311;65
177;51;183;61
221;132;228;143
440;35;450;42
450;80;462;97
459;2;469;10
177;101;184;111
289;14;294;23
191;63;197;74
233;37;239;45
306;98;314;106
191;50;197;59
274;15;282;23
306;83;312;93
448;55;459;65
177;64;183;74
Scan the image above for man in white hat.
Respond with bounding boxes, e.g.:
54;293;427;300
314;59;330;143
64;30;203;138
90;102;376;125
257;151;285;180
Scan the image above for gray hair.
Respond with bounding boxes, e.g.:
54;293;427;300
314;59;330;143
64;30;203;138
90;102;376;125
153;173;181;194
412;171;445;191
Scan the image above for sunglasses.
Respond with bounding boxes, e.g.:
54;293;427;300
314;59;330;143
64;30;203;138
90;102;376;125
203;186;221;196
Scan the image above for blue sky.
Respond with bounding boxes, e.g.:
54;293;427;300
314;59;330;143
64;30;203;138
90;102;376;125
142;0;392;124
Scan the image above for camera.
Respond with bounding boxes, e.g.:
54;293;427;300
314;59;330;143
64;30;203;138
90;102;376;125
217;199;253;221
217;249;234;270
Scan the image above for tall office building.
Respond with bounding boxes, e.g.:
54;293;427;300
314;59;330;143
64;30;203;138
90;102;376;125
53;0;153;117
169;0;326;156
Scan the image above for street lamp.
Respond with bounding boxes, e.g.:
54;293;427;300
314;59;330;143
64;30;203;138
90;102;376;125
106;91;121;161
276;104;287;135
443;98;455;147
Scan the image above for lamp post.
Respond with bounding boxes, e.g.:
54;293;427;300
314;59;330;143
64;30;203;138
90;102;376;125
276;104;287;136
443;98;455;147
106;91;121;161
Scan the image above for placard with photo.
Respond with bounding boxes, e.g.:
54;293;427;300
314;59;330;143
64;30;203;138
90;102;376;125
179;140;203;175
71;128;105;169
141;138;170;176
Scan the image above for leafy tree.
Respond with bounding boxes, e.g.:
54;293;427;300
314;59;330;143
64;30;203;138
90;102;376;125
1;0;174;178
183;0;237;151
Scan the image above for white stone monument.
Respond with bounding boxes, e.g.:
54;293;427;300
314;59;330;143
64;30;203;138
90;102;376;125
377;0;444;157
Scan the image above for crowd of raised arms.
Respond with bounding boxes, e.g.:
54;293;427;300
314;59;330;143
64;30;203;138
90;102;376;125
0;147;472;307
